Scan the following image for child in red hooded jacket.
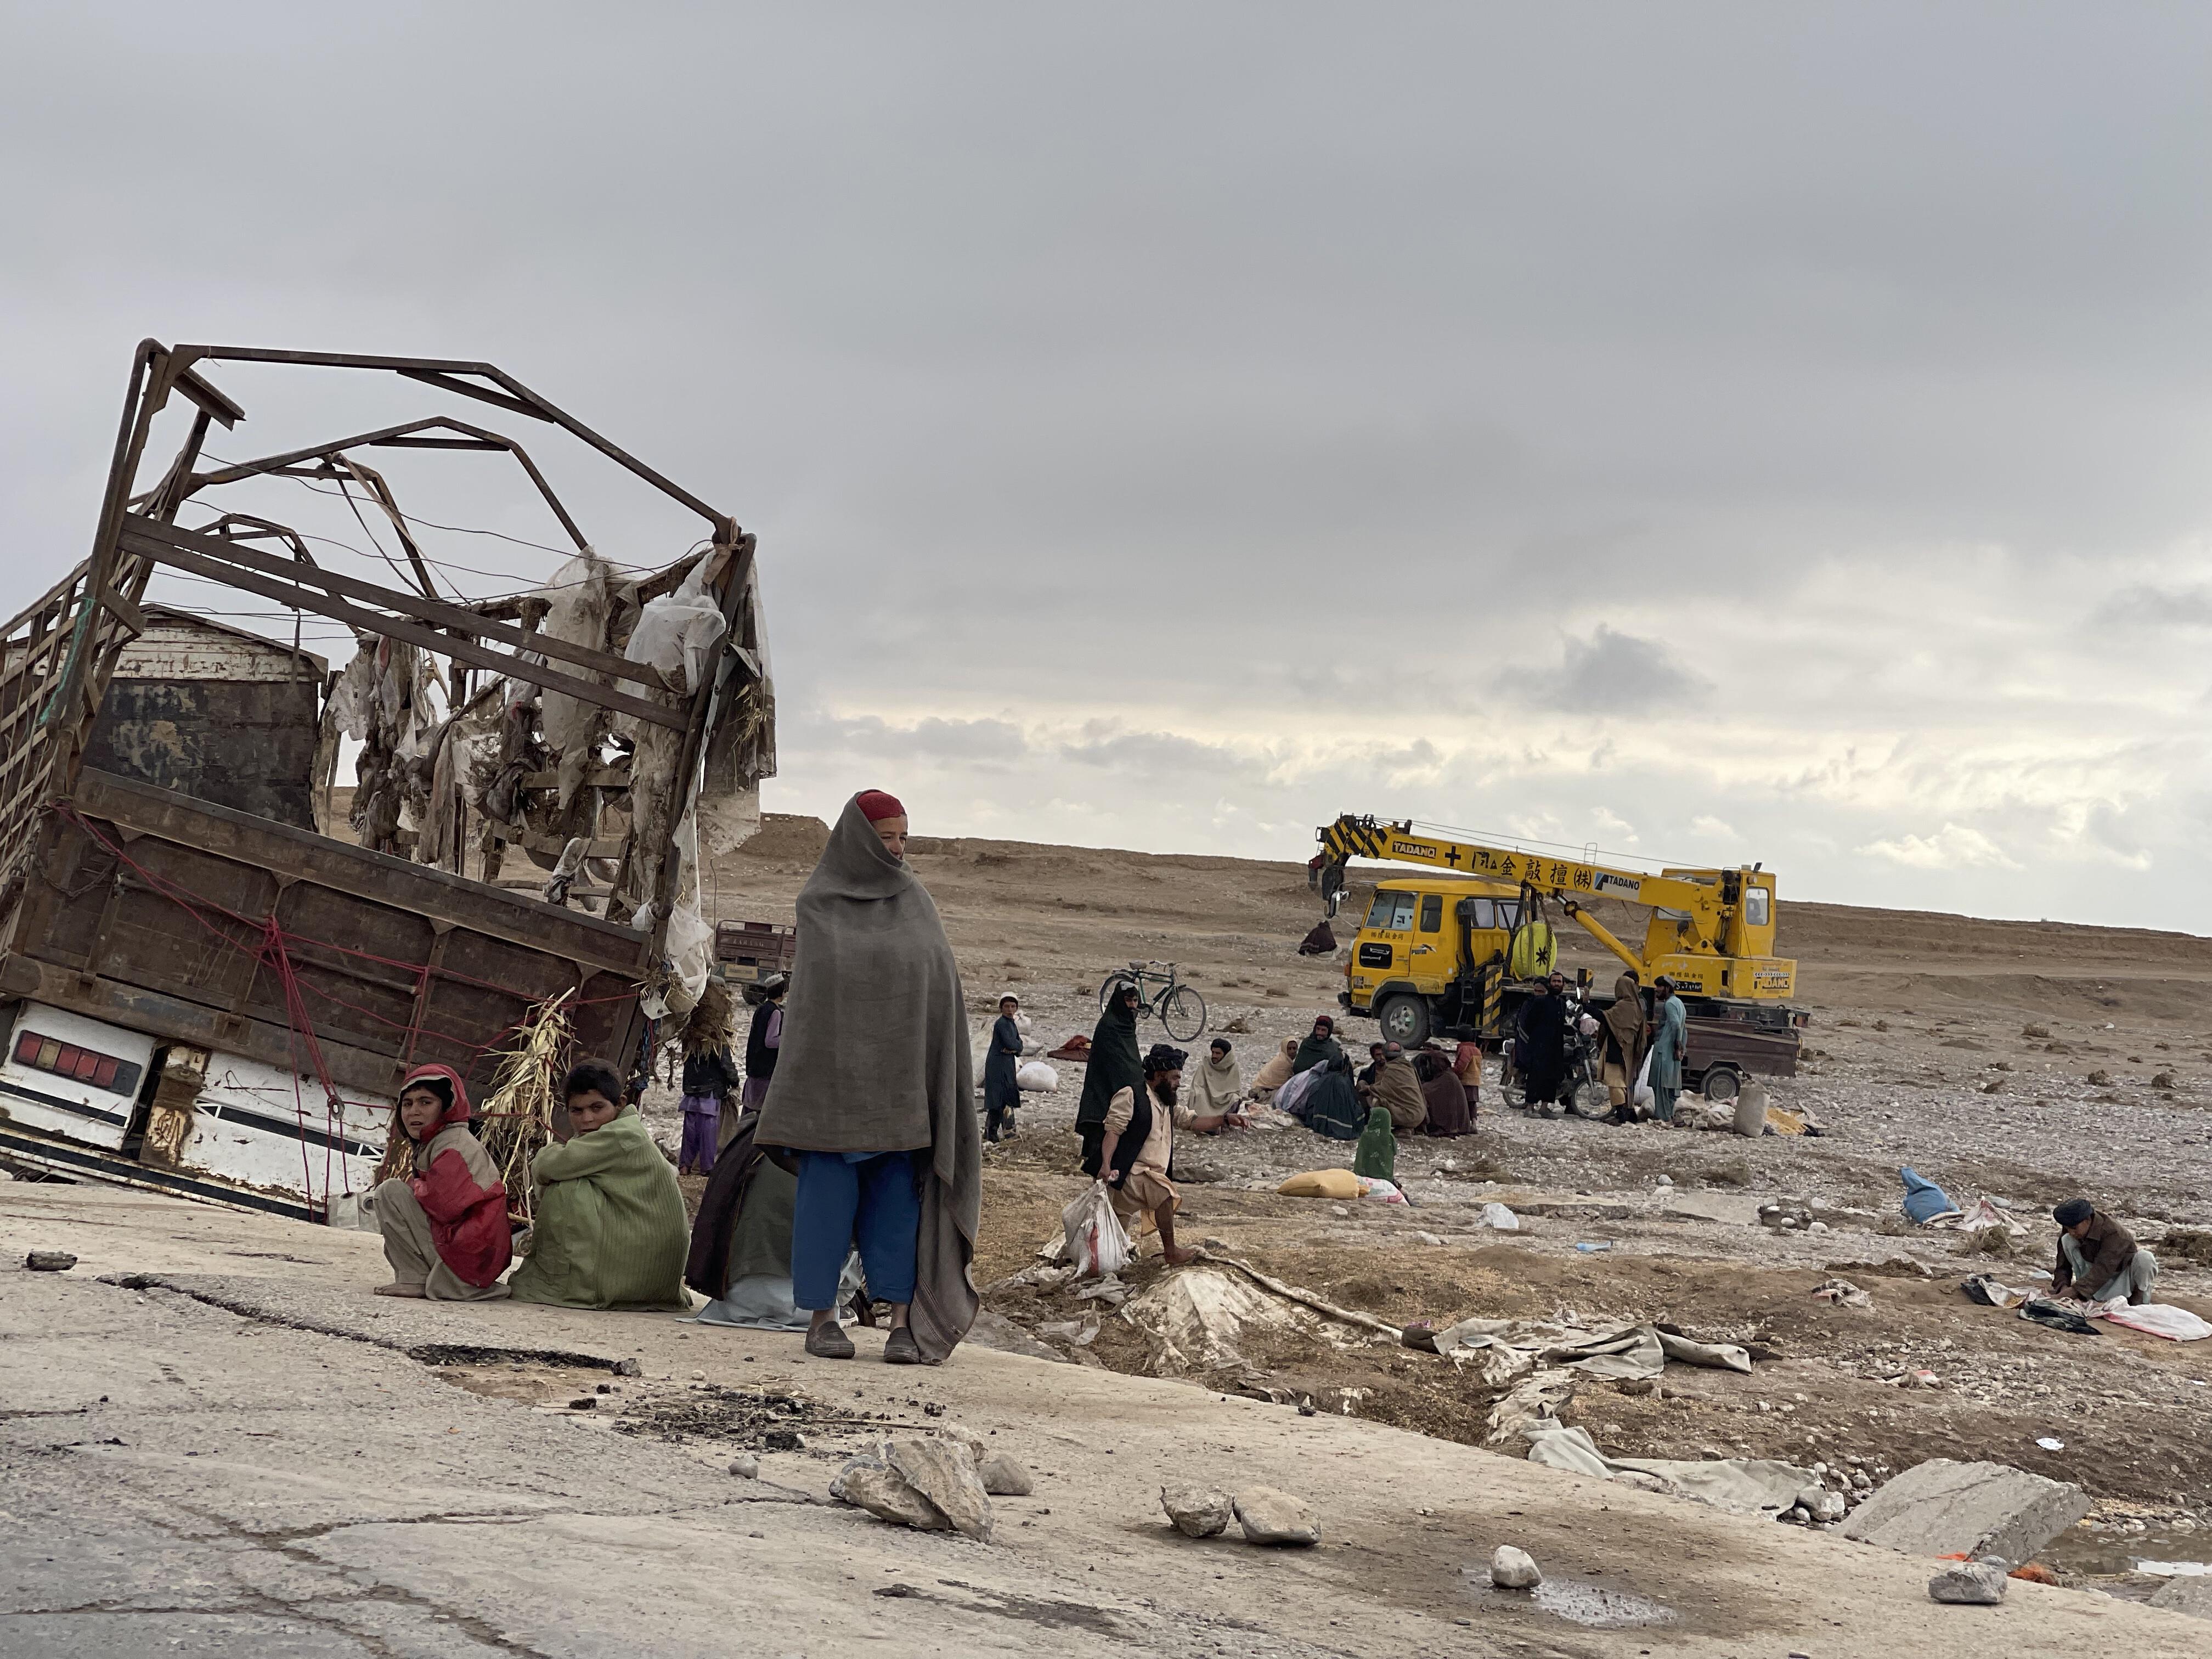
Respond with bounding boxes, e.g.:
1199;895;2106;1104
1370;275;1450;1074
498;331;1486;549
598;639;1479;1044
373;1063;513;1300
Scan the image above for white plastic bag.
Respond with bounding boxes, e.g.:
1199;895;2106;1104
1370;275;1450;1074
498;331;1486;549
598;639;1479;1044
1480;1201;1520;1231
1357;1177;1408;1204
1632;1047;1655;1110
1062;1181;1133;1278
1015;1060;1060;1093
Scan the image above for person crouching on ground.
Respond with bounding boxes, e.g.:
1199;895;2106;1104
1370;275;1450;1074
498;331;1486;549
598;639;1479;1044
1359;1040;1428;1133
373;1063;512;1301
753;789;981;1365
1186;1037;1249;1128
1098;1044;1237;1266
2052;1197;2159;1305
507;1059;690;1311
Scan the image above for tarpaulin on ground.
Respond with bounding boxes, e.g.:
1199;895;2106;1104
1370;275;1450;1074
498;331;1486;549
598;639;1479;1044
1523;1424;1814;1515
1414;1317;1751;1383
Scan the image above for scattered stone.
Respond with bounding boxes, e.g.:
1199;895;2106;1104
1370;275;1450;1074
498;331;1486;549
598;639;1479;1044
2086;1069;2111;1086
1232;1486;1319;1547
1489;1545;1542;1588
978;1452;1034;1497
763;1429;806;1452
831;1458;949;1531
887;1436;994;1540
1162;1485;1233;1538
1841;1459;2090;1566
933;1422;988;1463
24;1251;76;1272
2149;1575;2212;1621
1414;1231;1444;1246
729;1454;759;1479
1797;1486;1846;1522
613;1357;642;1377
1927;1561;2007;1605
567;1397;596;1410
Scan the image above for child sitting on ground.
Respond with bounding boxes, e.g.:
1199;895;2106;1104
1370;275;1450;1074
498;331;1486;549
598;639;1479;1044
508;1059;690;1311
373;1063;512;1301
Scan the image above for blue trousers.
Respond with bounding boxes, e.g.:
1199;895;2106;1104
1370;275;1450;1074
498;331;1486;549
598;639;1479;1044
791;1150;921;1311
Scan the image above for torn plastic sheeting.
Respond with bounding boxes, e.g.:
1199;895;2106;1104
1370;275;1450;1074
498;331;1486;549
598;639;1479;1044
625;558;729;698
1486;1369;1575;1444
1119;1257;1400;1378
1523;1425;1815;1516
2099;1302;2212;1341
1419;1317;1751;1381
534;550;615;781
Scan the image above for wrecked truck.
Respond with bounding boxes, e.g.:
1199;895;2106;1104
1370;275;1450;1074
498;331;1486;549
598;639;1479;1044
0;341;772;1224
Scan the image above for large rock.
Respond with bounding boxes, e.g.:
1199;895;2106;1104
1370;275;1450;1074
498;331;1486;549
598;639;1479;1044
1161;1485;1233;1538
978;1452;1034;1497
1927;1561;2007;1605
887;1436;994;1541
830;1459;948;1531
1490;1545;1542;1588
1839;1459;2089;1566
2149;1576;2212;1621
1231;1486;1319;1547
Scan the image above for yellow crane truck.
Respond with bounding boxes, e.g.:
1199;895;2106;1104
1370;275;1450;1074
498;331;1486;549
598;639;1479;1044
1310;815;1804;1100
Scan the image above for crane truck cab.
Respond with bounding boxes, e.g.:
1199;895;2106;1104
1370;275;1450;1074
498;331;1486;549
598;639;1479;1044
1341;873;1554;1046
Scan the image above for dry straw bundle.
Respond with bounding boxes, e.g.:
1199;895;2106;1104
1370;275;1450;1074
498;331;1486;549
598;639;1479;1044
474;989;577;1224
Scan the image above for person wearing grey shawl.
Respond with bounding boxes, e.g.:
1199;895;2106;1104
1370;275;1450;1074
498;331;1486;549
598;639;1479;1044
753;789;981;1364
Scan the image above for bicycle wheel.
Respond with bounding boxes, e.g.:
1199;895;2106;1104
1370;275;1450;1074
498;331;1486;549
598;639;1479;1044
1160;985;1207;1042
1098;973;1138;1014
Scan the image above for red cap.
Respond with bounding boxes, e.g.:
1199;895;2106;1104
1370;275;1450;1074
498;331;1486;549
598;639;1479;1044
855;789;905;823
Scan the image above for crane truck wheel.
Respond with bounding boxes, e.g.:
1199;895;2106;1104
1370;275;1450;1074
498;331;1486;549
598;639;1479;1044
1375;994;1431;1047
1701;1064;1742;1103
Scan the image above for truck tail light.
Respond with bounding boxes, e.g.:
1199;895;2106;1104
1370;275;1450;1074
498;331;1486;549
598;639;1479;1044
13;1030;139;1096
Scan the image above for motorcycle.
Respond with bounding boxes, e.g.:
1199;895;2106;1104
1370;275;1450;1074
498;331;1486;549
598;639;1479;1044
1508;994;1605;1119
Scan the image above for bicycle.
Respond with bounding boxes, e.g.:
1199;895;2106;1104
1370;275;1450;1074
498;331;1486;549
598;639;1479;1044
1098;960;1208;1042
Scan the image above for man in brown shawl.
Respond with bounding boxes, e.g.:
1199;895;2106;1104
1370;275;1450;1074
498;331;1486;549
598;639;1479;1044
753;790;981;1364
1358;1040;1429;1132
1600;970;1649;1121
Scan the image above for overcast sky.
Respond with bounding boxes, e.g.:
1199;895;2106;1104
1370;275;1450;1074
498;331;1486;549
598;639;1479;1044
5;4;2211;932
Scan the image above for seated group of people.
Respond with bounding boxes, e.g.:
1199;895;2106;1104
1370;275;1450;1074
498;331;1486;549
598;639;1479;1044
374;1058;691;1311
1251;1015;1479;1142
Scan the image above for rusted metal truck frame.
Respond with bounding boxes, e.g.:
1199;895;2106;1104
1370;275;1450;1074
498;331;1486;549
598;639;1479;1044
0;341;771;1222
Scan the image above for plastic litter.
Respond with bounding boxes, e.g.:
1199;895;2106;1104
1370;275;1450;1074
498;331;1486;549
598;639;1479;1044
1062;1181;1133;1279
1899;1166;1957;1224
624;559;729;697
1014;1060;1060;1093
2035;1437;2064;1450
1575;1241;1614;1253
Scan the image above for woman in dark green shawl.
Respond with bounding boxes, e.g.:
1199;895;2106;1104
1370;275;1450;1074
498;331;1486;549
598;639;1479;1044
1076;983;1144;1175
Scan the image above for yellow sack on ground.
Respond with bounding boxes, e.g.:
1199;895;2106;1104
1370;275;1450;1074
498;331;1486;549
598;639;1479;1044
1764;1106;1808;1136
1276;1168;1363;1199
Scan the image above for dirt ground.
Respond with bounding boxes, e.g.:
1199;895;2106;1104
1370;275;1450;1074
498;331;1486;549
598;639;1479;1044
659;814;2212;1577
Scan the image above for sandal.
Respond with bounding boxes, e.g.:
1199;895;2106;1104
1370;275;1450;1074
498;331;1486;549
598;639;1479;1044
805;1322;856;1359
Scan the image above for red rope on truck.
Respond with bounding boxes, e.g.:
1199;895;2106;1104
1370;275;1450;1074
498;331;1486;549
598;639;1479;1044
48;804;641;1204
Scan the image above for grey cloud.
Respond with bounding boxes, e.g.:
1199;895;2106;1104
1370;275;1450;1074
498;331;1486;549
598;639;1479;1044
2092;586;2212;628
1507;627;1709;714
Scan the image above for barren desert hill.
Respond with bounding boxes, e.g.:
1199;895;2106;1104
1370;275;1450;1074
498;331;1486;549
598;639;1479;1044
712;814;2212;1029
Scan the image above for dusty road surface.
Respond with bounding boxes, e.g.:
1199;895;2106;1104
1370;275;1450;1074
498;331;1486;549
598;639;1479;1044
3;1183;2207;1659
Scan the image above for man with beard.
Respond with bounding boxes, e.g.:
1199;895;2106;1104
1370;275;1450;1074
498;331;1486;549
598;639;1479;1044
1515;972;1571;1116
1293;1014;1345;1075
1097;1044;1235;1266
1076;981;1145;1175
